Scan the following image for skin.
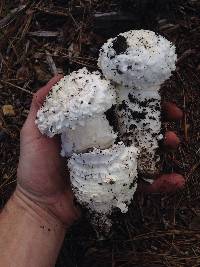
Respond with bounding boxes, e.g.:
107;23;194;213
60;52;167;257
0;75;79;267
0;75;184;267
139;103;185;193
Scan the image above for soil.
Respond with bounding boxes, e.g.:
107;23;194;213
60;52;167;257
1;1;200;266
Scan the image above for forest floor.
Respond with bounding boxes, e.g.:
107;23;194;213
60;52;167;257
1;1;200;266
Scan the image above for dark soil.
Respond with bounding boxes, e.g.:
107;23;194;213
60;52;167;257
1;1;200;266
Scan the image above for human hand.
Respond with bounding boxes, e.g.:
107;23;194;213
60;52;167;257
17;75;80;226
139;102;185;193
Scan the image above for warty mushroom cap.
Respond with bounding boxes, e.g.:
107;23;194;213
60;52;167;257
98;30;177;89
68;142;138;220
36;67;116;137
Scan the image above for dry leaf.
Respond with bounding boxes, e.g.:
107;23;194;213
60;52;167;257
2;105;15;117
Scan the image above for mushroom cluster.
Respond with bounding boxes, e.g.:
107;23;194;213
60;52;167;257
98;30;177;179
36;30;177;232
36;67;138;231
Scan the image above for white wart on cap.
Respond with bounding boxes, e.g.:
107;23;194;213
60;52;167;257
68;142;138;229
36;67;116;137
98;30;177;89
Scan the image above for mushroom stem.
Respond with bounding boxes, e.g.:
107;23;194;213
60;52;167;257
116;85;162;176
61;115;117;157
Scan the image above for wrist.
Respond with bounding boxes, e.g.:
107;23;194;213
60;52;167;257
15;184;80;227
0;189;67;267
13;188;66;232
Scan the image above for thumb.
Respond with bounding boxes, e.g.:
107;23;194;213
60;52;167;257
29;74;64;121
23;75;63;134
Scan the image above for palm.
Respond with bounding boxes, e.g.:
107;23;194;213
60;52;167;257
18;131;65;198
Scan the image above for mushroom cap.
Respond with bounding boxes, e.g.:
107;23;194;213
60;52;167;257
36;67;116;137
61;115;117;157
68;142;138;218
98;30;177;89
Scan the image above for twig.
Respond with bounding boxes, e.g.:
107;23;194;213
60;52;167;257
187;162;200;180
0;80;33;95
0;53;3;73
28;31;61;38
35;7;69;17
45;51;58;75
0;5;26;29
94;12;118;18
0;179;16;191
0;0;4;16
20;12;33;40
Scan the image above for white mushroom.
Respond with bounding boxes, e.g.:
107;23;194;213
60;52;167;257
98;30;177;177
36;67;117;153
61;115;117;157
68;142;138;230
35;65;139;233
